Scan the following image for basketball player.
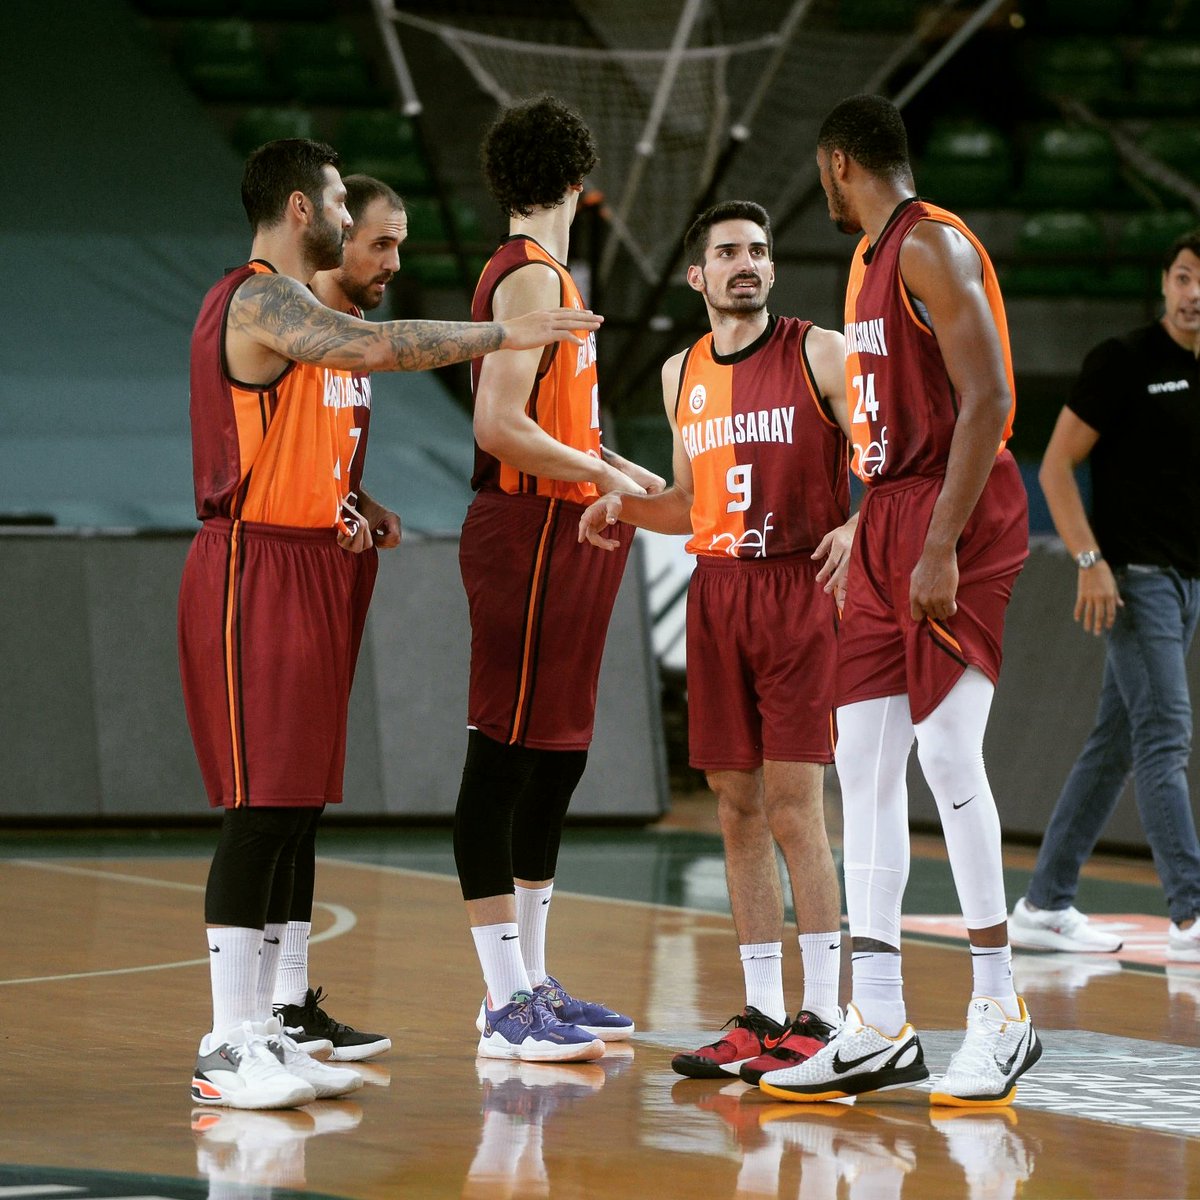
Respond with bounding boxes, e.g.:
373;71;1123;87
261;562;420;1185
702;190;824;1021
267;175;407;1064
580;200;854;1084
758;95;1040;1107
182;138;602;1110
453;95;664;1063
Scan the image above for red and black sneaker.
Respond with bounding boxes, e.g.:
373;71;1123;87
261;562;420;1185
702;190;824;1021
671;1007;787;1079
739;1010;839;1085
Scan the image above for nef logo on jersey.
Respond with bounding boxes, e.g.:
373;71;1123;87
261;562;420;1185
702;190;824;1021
688;384;707;415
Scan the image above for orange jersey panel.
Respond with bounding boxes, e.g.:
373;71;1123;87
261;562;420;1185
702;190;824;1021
470;237;601;504
189;261;370;528
843;200;1014;485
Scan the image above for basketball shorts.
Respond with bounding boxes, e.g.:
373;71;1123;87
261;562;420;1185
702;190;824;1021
836;450;1028;724
686;552;839;770
459;489;633;750
178;518;377;808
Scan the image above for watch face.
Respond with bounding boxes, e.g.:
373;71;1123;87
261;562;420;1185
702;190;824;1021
1076;551;1100;569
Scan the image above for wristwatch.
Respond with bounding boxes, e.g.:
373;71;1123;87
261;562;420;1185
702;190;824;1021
1075;549;1103;569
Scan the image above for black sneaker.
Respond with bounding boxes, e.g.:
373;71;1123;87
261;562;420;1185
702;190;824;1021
273;986;392;1062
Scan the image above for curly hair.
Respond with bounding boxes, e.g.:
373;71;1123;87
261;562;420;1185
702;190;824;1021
481;94;598;218
817;94;910;179
684;200;773;268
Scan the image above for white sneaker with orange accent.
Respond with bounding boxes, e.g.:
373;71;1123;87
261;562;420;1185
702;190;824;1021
931;996;1041;1107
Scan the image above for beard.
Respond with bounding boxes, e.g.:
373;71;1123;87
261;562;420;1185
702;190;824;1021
340;271;392;312
827;176;862;236
304;210;345;272
702;269;769;317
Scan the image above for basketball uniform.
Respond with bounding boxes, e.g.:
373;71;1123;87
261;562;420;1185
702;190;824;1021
460;236;632;750
836;199;1028;722
677;315;849;769
179;260;377;807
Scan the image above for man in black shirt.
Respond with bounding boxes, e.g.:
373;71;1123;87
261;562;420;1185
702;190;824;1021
1011;229;1200;962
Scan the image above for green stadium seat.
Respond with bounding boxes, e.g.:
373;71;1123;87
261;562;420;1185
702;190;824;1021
136;0;237;14
837;0;921;31
274;24;377;105
176;19;277;102
1028;39;1124;108
337;110;430;194
1003;211;1107;296
1131;42;1200;112
402;197;482;246
404;253;462;287
232;107;315;156
1109;210;1198;294
1139;123;1200;185
1024;0;1133;33
241;0;335;17
1018;125;1116;207
916;120;1012;208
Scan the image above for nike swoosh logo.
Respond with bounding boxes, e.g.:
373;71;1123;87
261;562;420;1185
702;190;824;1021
264;937;280;945
207;946;220;953
829;943;840;950
762;1032;789;1050
998;1028;1031;1075
541;899;551;905
952;794;977;810
832;1045;893;1074
501;933;519;941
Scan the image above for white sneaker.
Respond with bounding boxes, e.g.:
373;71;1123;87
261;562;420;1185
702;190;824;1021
931;996;1041;1107
1009;898;1122;953
191;1022;316;1110
757;1004;929;1103
191;1106;315;1186
261;1017;363;1099
1168;918;1200;962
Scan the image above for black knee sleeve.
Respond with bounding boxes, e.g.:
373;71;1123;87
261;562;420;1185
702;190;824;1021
204;806;313;927
453;729;537;901
512;749;587;882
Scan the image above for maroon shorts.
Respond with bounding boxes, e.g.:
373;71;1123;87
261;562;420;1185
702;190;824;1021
836;451;1028;724
460;489;633;750
178;518;377;808
686;553;839;770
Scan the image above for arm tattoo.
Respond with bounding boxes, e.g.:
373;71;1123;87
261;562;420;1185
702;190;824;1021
229;274;506;371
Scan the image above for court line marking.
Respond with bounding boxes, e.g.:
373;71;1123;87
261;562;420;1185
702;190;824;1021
0;859;355;987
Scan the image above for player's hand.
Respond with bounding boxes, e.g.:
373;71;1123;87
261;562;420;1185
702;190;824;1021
579;493;625;550
1074;560;1121;636
595;461;648;499
337;498;375;554
619;459;666;495
812;518;856;606
909;544;958;621
500;307;603;350
359;496;402;550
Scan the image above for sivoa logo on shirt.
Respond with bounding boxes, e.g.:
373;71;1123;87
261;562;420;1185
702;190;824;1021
1147;379;1190;394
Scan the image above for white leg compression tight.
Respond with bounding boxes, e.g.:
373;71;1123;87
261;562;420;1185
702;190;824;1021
914;669;1008;930
835;694;916;948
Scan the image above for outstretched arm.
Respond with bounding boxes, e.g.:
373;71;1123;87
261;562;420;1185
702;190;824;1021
579;353;695;548
226;272;602;383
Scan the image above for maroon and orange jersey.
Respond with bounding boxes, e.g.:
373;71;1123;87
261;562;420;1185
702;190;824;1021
843;199;1015;485
189;260;371;528
469;236;600;504
675;316;849;559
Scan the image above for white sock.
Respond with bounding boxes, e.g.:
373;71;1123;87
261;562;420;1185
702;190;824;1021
971;943;1018;1015
273;920;311;1007
851;950;906;1037
799;932;842;1024
515;883;553;987
740;942;786;1024
255;922;286;1021
206;926;264;1045
473;922;532;1009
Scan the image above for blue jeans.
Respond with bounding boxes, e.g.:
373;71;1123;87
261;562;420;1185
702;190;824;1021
1026;566;1200;924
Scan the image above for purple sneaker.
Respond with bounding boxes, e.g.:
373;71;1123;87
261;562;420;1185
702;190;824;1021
477;991;605;1063
535;976;635;1041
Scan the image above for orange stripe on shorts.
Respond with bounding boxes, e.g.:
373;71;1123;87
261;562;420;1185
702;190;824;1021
509;500;558;743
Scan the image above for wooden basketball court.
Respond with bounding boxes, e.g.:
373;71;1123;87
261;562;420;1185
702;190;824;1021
1;823;1198;1199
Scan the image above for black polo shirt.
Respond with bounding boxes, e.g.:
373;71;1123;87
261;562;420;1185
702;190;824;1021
1068;321;1200;576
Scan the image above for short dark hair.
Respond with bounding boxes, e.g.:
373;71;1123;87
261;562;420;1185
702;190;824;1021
342;174;405;225
241;138;341;232
683;201;773;268
817;94;910;178
481;94;598;218
1163;227;1200;271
